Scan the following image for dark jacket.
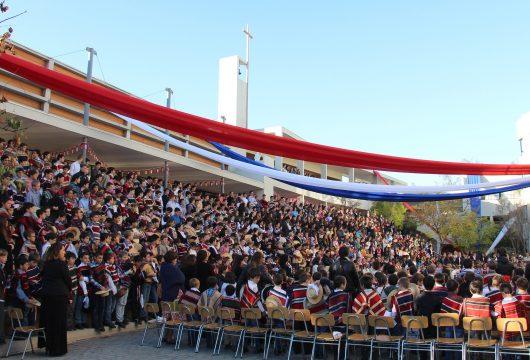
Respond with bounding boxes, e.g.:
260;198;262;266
496;256;514;276
160;262;185;302
415;290;442;338
196;262;215;292
329;257;361;294
40;259;72;297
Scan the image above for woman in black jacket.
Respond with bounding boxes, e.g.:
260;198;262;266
38;242;72;356
195;250;215;292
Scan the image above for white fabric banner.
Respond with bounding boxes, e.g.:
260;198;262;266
485;217;516;255
126;117;530;195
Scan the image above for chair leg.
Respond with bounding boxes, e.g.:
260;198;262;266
6;330;16;358
195;326;204;353
216;329;225;355
235;331;244;358
157;324;165;348
21;333;32;360
368;340;373;360
265;333;271;360
212;329;221;355
287;335;294;360
337;340;342;360
262;335;267;359
141;322;149;345
29;331;35;353
240;333;246;358
310;338;317;360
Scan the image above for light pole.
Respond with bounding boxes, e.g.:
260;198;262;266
243;25;253;128
82;47;97;162
164;88;173;189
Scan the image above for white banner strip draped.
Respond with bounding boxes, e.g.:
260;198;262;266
485;217;516;255
126;117;530;194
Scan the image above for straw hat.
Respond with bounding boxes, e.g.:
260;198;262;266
65;227;81;241
306;283;323;305
265;295;282;310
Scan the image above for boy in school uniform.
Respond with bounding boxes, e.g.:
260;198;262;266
180;278;202;308
66;251;78;331
515;277;530;324
220;284;241;320
390;277;414;335
75;252;91;329
461;280;491;318
494;282;526;319
267;273;289;308
240;267;262;311
198;276;222;311
495;282;526;340
328;275;350;327
352;274;386;317
90;252;109;332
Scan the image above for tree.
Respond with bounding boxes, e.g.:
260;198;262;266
371;201;407;227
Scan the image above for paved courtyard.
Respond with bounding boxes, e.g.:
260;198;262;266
3;330;269;360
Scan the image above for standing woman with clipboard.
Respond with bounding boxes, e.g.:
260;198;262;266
38;242;72;356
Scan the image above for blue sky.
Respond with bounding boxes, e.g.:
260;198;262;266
5;1;530;184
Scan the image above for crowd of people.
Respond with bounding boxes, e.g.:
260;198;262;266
0;136;528;358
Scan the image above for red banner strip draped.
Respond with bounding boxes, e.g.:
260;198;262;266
0;52;528;175
373;171;452;244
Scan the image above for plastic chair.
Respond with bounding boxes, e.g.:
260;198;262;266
496;317;530;358
462;316;498;360
431;313;465;360
342;313;373;360
5;307;46;360
265;306;291;359
399;315;434;360
310;314;342;360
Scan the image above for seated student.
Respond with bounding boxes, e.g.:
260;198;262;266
26;253;42;300
483;275;504;314
415;276;442;339
220;271;237;297
240;267;263;311
198;276;222;310
352;274;386;316
461;280;491;317
11;256;35;324
390;277;414;328
441;279;464;352
494;282;526;319
432;273;448;298
220;284;241;320
495;282;526;339
306;272;328;315
482;260;499;286
384;273;399;310
328;275;350;326
179;278;201;307
287;271;309;310
515;277;530;323
267;273;289;308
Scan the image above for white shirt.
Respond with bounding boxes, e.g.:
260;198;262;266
70;161;81;176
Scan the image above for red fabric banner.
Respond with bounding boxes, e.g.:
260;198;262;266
0;53;528;175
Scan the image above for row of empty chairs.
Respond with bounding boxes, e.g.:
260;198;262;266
141;301;530;360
